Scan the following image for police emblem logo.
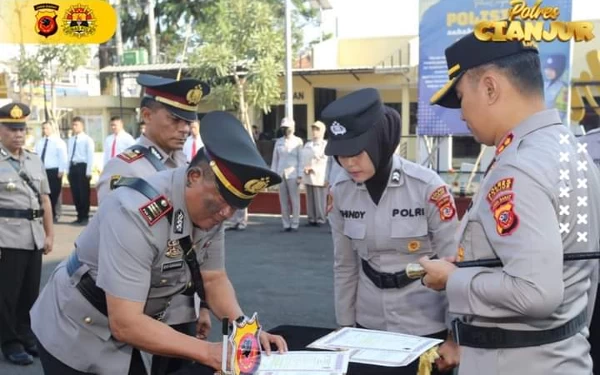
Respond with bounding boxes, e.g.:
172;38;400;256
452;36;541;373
139;195;172;226
436;196;456;222
10;105;23;119
165;240;183;258
330;121;347;136
149;146;164;161
492;195;519;236
117;148;144;163
391;169;400;183
408;240;421;253
186;85;204;105
174;209;185;234
63;4;97;38
34;3;60;38
244;177;270;194
109;174;121;190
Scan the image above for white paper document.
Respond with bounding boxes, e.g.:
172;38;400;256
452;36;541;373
307;328;443;367
256;350;350;374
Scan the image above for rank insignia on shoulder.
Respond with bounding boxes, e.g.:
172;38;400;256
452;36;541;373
109;175;121;190
117;149;144;163
429;185;449;203
139;195;172;226
486;178;514;204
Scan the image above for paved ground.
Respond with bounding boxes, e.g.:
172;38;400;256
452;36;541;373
0;207;336;374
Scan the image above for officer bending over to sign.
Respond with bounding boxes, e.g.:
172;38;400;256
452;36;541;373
421;32;600;375
323;89;460;374
31;111;288;375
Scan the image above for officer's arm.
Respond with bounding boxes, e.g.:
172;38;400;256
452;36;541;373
424;181;459;258
329;187;359;326
446;165;564;319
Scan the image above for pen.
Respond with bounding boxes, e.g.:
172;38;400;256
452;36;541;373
221;317;229;374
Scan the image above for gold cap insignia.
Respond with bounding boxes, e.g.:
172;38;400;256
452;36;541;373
186;85;204;105
408;240;421;253
10;105;23;119
244;177;270;194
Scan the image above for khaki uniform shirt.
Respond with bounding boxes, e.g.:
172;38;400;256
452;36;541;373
271;135;303;179
301;139;329;186
0;145;50;250
329;155;459;335
30;167;224;374
447;110;600;375
96;135;192;325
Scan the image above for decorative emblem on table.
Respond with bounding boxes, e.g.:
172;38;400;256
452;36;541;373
221;313;262;375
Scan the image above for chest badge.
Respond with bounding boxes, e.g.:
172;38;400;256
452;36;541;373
166;239;183;258
408;240;421;253
6;179;16;192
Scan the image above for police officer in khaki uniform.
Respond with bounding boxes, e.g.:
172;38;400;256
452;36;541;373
31;111;288;375
0;103;53;365
96;74;212;374
421;33;600;375
301;121;329;226
322;89;460;374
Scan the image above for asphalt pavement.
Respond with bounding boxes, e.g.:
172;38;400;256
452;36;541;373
0;207;336;375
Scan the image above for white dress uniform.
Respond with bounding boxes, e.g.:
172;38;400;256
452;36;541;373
271;132;303;230
102;130;136;166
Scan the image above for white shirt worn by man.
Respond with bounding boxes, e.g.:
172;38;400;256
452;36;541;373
34;135;69;173
103;131;136;166
182;134;203;163
67;132;96;176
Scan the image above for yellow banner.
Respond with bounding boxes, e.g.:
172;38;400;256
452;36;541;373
0;0;116;44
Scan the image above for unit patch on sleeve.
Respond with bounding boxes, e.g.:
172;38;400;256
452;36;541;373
117;149;144;163
491;193;519;236
436;196;456;222
429;185;449;203
139;195;172;226
486;178;514;204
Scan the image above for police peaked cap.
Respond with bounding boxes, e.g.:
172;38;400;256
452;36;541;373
321;88;384;157
137;74;211;122
430;31;539;108
0;102;30;129
199;111;282;209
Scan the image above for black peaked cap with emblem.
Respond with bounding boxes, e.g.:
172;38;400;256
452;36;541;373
137;74;210;122
199;111;282;209
430;31;539;108
0;102;30;129
321;88;384;157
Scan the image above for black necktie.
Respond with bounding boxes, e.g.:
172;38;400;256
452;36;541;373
41;138;48;163
70;135;78;163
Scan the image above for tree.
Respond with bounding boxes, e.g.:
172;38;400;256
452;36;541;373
188;0;306;134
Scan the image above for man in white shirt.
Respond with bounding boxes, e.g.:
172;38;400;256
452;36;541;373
271;118;303;231
67;116;95;225
102;116;135;167
182;120;203;163
34;121;68;222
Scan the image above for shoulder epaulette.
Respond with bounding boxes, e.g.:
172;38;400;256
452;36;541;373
117;148;144;163
139;195;172;226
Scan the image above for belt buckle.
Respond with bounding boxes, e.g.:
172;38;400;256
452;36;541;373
31;210;39;219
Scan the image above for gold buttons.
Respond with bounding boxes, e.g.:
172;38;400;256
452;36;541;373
84;317;92;324
160;279;167;285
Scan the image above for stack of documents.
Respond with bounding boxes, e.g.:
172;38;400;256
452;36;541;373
307;327;443;367
256;351;350;374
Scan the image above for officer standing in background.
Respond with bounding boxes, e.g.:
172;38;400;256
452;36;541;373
66;116;95;225
421;32;600;374
322;89;460;374
34;121;68;222
301;121;330;227
31;111;287;375
0;103;53;366
102;116;136;167
96;74;212;374
271;118;303;232
182;120;203;163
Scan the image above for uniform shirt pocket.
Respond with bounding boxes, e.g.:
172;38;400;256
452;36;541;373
390;217;430;255
62;291;112;341
343;220;368;258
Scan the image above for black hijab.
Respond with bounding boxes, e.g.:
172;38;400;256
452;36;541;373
363;107;402;205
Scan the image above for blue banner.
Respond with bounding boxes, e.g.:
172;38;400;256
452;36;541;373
417;0;573;136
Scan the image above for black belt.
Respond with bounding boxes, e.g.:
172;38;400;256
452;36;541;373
452;310;587;349
0;208;44;220
66;252;108;316
361;258;416;289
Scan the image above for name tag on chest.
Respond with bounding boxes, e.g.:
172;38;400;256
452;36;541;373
162;260;184;272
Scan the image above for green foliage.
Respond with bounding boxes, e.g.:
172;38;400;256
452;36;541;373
16;45;89;87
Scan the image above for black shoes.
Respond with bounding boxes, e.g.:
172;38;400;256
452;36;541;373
2;342;34;366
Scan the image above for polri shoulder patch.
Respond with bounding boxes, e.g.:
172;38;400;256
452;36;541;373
491;193;519;236
486;178;514;204
429;185;449;203
117;149;144;163
436;196;456;222
139;195;172;226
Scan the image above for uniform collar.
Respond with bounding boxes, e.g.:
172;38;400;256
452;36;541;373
169;167;193;241
138;134;174;164
494;109;562;159
0;144;27;161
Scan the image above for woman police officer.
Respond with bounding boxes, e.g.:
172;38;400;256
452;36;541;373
322;88;459;373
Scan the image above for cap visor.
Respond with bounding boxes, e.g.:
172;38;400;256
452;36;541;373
165;104;198;122
325;127;374;157
429;75;461;109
